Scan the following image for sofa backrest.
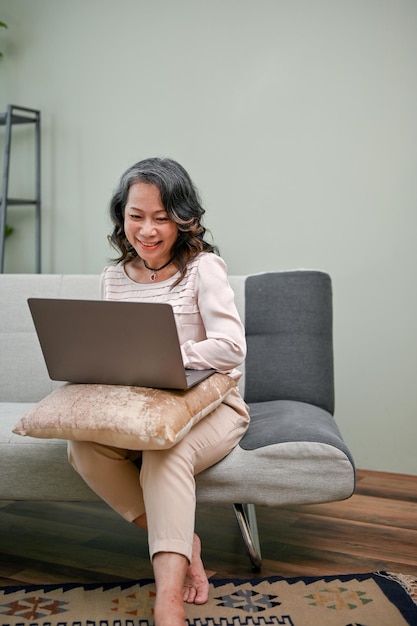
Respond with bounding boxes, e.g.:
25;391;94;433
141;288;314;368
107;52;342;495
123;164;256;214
0;270;333;412
0;273;246;402
0;275;101;402
244;271;334;414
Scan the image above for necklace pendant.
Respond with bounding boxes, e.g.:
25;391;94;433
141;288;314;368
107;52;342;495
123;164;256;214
143;257;173;281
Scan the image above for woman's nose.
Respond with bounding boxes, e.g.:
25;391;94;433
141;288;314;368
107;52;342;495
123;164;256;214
140;219;156;235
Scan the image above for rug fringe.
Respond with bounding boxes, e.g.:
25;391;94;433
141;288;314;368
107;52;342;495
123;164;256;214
380;571;417;605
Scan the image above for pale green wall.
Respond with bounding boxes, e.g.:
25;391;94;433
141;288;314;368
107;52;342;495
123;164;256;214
1;0;416;475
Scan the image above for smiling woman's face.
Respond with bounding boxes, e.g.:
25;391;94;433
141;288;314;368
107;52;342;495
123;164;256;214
123;182;179;266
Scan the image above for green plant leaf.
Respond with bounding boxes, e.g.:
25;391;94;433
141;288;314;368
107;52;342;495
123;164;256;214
5;224;14;238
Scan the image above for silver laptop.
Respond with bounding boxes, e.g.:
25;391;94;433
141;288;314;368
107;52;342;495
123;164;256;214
28;298;215;390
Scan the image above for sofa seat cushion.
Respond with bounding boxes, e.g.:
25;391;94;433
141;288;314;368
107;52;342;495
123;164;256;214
193;399;355;506
1;400;354;506
0;402;98;501
240;399;354;464
196;402;355;506
196;437;355;506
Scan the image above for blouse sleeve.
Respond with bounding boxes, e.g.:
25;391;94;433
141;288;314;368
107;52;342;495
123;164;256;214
181;254;246;374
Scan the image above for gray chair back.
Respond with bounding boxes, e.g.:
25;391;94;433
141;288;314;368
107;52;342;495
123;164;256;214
244;271;334;414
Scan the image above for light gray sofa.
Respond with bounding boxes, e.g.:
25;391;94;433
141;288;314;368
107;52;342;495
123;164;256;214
0;270;355;569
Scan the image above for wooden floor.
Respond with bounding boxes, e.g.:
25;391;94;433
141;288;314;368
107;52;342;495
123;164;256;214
0;469;416;586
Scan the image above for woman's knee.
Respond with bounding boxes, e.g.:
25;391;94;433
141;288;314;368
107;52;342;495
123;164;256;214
67;440;130;474
67;440;92;471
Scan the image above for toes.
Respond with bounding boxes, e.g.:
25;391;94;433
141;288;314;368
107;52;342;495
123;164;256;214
194;588;208;605
183;586;196;604
183;583;208;605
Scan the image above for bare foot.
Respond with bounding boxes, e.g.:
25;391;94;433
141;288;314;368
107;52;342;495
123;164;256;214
183;533;209;605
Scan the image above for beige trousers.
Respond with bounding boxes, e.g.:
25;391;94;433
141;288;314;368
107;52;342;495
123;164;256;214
67;388;249;562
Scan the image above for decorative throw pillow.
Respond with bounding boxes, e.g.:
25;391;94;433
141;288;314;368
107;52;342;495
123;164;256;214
13;373;236;450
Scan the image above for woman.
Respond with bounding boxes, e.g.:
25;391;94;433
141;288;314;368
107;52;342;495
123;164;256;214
68;157;249;626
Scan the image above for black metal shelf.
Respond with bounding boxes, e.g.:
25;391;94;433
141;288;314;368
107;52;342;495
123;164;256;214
0;105;41;273
0;112;38;125
0;197;38;206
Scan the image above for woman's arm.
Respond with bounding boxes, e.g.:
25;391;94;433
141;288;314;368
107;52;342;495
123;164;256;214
181;254;246;373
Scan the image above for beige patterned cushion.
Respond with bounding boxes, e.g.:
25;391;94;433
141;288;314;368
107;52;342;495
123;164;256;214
13;374;236;450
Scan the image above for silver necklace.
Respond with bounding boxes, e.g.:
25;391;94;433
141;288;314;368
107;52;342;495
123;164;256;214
142;258;173;282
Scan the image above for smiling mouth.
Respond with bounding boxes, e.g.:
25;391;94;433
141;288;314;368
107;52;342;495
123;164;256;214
139;241;160;247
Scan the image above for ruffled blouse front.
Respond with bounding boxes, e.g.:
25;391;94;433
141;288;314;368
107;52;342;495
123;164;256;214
100;252;246;380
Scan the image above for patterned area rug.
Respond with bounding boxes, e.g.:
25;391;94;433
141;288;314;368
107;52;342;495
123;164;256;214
0;571;416;625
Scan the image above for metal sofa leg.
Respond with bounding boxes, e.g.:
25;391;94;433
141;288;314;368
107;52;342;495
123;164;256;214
233;503;262;571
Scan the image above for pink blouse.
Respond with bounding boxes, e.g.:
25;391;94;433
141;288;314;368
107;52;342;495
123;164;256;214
100;252;246;380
